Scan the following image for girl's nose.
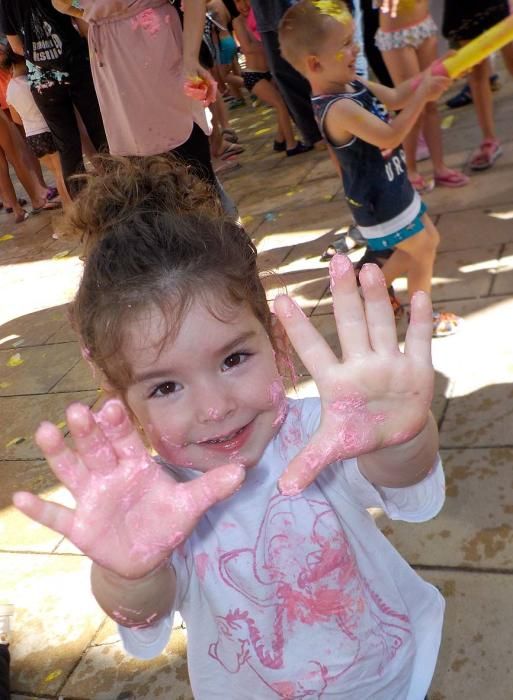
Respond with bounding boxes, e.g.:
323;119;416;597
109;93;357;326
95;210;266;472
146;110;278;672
196;385;236;424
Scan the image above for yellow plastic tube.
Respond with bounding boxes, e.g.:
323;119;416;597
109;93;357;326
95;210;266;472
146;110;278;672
441;15;513;78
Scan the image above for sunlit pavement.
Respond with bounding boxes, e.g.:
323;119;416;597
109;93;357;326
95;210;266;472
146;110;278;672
1;69;513;698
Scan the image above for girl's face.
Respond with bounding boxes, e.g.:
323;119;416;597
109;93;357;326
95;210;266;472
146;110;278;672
123;297;284;472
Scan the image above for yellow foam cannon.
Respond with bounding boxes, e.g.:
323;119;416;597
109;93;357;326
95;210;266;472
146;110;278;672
435;14;513;79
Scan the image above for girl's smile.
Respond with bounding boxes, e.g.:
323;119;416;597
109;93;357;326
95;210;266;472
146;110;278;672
123;298;284;472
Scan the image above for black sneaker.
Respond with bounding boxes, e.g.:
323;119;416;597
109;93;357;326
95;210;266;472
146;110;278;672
445;83;472;109
286;141;313;157
273;140;286;152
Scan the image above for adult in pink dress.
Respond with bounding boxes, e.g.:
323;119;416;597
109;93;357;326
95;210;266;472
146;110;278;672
57;0;231;204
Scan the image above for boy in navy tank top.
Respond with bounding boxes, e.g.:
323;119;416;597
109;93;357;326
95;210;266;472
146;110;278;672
278;0;462;337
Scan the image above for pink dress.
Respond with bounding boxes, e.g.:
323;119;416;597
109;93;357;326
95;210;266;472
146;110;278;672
82;0;210;156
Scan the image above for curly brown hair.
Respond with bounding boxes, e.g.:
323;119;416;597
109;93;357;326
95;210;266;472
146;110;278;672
66;155;273;391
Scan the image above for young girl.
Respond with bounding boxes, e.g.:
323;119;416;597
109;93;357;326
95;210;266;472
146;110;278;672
3;50;72;208
375;0;469;191
233;0;312;155
279;0;462;337
14;156;444;699
442;0;513;170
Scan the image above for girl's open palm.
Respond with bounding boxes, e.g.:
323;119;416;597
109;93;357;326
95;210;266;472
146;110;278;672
13;401;244;579
274;255;434;495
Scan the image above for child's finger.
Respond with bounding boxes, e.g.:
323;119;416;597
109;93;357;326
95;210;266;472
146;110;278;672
94;399;150;467
329;254;371;359
65;402;118;474
404;291;433;363
185;463;246;519
359;263;399;355
13;491;75;538
34;420;87;493
278;434;335;496
273;295;337;380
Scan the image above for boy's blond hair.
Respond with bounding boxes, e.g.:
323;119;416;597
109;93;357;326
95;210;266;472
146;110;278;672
278;0;351;74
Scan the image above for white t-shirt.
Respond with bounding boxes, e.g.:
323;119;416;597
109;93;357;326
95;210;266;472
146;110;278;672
119;397;445;699
6;75;49;137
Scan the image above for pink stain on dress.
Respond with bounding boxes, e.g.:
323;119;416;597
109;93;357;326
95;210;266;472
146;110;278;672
131;8;161;36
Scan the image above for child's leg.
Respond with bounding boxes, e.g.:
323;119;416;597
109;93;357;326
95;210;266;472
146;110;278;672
380;45;423;178
41;152;72;207
500;42;513;77
250;78;297;150
415;36;452;177
0;147;26;220
468;59;495;142
391;214;440;298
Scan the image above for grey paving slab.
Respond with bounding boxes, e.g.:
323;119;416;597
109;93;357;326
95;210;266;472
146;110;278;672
2;552;105;696
50;357;99;394
437;204;513;252
490;240;513;295
1;390;99;460
0;460;63;553
0;343;80;396
0;305;69;350
440;383;513;448
61;627;191;700
427;570;513;700
379;448;513;569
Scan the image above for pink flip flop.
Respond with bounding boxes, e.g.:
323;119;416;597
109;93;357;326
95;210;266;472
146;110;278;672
434;169;470;188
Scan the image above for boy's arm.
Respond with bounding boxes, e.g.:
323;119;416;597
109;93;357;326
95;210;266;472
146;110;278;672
324;74;451;151
363;77;423;111
91;562;177;628
358;412;439;488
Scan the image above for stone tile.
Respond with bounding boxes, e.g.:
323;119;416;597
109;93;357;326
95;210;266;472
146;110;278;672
437;205;513;252
0;460;67;553
2;553;104;695
253;199;351;244
61;627;192;700
0;305;69;350
490;241;513;295
430;245;499;303
264;268;329;316
50;357;99;393
430;296;513;398
378;448;513;569
0;255;82;327
0;343;80;396
427;570;513;700
46;318;77;344
1;391;99;460
238;177;342;218
440;383;513;448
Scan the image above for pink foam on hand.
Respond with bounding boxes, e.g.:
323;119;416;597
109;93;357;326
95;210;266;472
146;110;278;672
329;253;352;292
411;58;449;91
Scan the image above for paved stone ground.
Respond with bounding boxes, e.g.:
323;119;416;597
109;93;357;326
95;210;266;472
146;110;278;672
1;70;513;699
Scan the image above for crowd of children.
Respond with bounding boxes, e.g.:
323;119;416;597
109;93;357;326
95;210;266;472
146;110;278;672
2;0;513;698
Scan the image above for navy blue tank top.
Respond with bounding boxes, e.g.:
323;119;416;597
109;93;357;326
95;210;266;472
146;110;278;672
312;81;418;238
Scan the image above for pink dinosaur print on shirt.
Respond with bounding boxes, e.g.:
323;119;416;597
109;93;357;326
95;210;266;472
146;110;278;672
208;494;411;697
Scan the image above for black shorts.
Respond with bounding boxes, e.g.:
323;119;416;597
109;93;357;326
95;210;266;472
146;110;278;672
242;70;272;93
26;131;57;159
442;0;510;43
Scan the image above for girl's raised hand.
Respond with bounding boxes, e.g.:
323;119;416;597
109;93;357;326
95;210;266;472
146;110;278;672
274;255;434;495
13;401;244;579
